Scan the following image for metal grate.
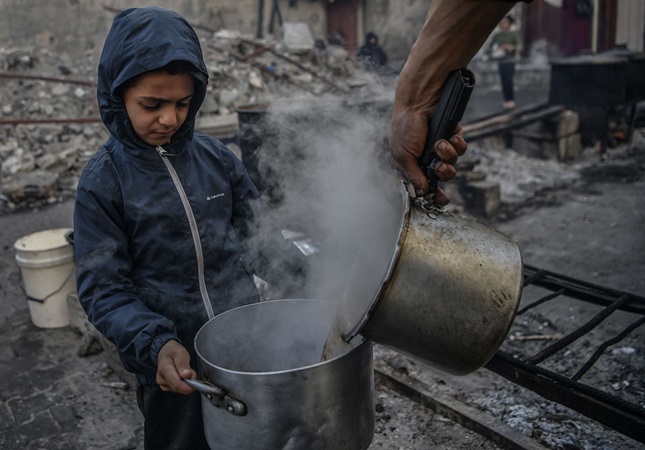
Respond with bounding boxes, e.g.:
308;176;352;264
485;264;645;444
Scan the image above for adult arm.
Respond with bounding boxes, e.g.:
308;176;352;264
391;0;517;199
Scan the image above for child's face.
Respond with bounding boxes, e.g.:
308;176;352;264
122;71;195;146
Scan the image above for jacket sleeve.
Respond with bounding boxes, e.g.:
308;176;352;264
73;167;177;379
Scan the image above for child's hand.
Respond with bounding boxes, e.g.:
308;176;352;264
156;340;197;395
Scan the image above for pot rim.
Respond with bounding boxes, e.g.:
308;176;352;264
342;181;410;342
193;298;372;377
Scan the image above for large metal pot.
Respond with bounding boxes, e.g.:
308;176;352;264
186;299;375;450
332;182;523;375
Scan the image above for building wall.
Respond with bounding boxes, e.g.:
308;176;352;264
4;0;542;71
615;0;645;52
0;0;326;63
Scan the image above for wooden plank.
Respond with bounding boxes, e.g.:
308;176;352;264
374;359;548;450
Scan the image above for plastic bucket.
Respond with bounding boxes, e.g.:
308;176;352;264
14;228;75;328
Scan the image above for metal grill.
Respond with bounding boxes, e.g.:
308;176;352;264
485;264;645;443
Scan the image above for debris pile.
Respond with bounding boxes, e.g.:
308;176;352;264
0;26;388;213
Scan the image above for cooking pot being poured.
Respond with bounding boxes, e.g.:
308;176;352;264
325;181;523;374
324;69;523;373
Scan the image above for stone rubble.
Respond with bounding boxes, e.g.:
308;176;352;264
0;26;386;213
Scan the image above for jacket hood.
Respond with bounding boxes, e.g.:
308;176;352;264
97;7;209;151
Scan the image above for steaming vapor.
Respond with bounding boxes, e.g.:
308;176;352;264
249;90;403;333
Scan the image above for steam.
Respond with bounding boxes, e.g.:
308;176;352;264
248;88;403;317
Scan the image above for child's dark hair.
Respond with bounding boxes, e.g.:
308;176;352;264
117;60;196;96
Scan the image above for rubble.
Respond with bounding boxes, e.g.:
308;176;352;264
0;26;386;214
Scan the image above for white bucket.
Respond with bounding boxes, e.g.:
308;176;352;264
14;228;76;328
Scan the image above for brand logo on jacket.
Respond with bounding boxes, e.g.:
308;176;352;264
207;193;225;201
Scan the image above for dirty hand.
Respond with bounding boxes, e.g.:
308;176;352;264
390;108;467;204
156;340;197;395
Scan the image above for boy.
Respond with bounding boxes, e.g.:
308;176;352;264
73;7;299;448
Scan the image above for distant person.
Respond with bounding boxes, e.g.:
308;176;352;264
489;15;522;110
357;32;388;70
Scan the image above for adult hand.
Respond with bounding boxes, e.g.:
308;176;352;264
390;107;467;204
156;339;197;395
388;0;513;203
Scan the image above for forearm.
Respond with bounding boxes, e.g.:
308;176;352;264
395;0;514;116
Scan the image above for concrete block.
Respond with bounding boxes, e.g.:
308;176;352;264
558;133;583;160
475;134;508;151
511;131;546;159
459;180;501;218
552;110;580;137
283;22;314;53
197;113;239;139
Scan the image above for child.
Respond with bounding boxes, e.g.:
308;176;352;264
73;7;300;449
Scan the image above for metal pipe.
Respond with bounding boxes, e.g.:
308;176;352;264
257;0;265;39
0;117;101;126
592;0;600;53
571;316;645;381
516;288;565;315
0;72;96;87
526;293;634;365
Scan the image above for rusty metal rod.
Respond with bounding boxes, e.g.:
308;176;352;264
525;293;634;365
239;38;347;93
0;72;96;87
207;44;324;95
0;117;101;125
487;351;645;444
102;5;345;94
238;46;270;62
522;264;645;315
207;44;292;82
516;288;566;315
571;316;645;381
521;268;546;286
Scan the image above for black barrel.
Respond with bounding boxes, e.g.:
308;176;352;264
549;54;628;107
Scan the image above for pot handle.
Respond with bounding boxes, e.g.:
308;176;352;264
184;378;247;416
419;68;475;199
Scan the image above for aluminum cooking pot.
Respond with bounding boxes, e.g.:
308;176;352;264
186;299;374;450
328;181;523;375
326;69;523;373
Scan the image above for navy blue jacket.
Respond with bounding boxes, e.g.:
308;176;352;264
73;7;262;385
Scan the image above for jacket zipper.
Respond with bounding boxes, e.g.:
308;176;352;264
156;146;215;320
